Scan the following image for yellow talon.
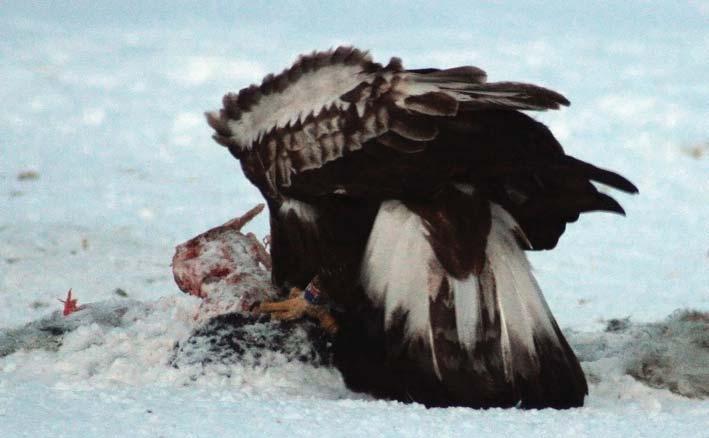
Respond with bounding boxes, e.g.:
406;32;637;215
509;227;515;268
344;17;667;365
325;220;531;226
259;286;338;334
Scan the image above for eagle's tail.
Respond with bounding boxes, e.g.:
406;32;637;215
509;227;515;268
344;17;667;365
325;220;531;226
356;195;587;408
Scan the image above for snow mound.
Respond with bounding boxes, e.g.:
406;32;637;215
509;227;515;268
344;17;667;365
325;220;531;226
0;299;147;358
623;311;709;399
0;296;199;388
572;310;709;399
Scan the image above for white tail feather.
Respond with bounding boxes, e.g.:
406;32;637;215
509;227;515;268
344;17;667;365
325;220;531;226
451;276;480;349
485;204;559;378
362;199;568;383
361;201;432;339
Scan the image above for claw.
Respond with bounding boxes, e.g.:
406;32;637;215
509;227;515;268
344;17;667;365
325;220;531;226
259;286;339;334
308;304;339;335
259;291;309;321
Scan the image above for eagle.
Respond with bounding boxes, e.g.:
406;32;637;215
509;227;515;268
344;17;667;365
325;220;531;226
206;47;637;409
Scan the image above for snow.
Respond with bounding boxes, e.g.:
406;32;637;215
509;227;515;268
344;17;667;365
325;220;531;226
1;385;704;438
1;1;707;436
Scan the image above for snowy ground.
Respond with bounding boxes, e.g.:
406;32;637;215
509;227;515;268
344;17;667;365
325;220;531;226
1;1;707;436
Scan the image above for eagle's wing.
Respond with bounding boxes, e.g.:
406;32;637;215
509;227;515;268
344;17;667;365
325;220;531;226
207;47;569;161
206;47;569;190
206;46;636;248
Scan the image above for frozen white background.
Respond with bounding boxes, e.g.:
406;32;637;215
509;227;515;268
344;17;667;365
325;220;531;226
1;1;707;436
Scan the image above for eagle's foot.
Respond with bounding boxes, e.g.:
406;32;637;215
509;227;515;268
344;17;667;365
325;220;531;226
259;288;309;321
259;278;338;334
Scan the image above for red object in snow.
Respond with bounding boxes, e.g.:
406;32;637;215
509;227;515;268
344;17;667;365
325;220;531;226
59;289;80;316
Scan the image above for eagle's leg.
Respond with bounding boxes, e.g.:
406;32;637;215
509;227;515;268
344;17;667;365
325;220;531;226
259;277;338;334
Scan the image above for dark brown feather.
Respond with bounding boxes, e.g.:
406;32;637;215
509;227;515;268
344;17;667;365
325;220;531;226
259;73;275;94
205;111;231;137
457;82;570;110
389;110;439;141
211;134;233;148
385;57;403;71
377;133;427;154
429;277;465;380
412;66;487;84
404;92;459;116
236;85;261;111
331;46;352;63
340;82;371;103
407;188;491;279
222;93;241;120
